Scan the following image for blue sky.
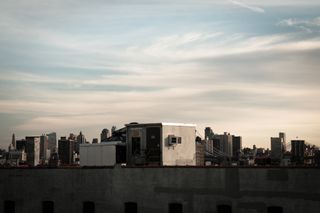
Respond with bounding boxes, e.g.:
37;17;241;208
1;0;320;149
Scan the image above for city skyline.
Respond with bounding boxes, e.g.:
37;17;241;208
3;127;314;151
1;0;320;149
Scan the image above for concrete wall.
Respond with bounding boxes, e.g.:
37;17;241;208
0;168;320;213
80;144;116;166
162;125;196;166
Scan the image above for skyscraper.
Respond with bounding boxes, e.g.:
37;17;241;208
77;131;86;144
75;131;86;154
11;133;16;149
204;127;214;141
218;132;233;157
16;139;27;151
58;137;75;165
291;140;305;164
40;134;49;163
100;128;110;142
232;136;242;159
279;132;286;153
25;136;40;166
270;137;282;161
47;132;57;153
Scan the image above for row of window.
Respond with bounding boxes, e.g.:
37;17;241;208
3;200;283;213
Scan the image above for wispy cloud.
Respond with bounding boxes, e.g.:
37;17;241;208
1;0;320;148
278;17;320;33
229;0;265;13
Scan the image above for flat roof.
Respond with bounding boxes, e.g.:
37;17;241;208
80;141;124;147
125;122;196;127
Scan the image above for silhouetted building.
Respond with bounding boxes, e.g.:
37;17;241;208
58;137;74;165
279;132;286;153
291;140;305;164
25;136;40;166
232;136;242;159
47;132;57;152
74;131;86;154
271;136;282;162
40;134;49;163
100;128;110;142
218;132;233;157
68;133;76;141
16;139;27;151
105;127;127;142
11;134;16;149
205;127;214;141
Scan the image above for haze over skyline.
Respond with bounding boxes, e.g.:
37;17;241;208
1;0;320;149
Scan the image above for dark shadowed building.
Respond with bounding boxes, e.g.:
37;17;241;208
291;140;305;165
58;137;74;165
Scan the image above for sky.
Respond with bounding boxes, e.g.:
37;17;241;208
0;0;320;149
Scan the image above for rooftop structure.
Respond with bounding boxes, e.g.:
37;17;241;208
126;122;196;166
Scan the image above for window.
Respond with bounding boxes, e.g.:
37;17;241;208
217;204;232;213
4;200;15;213
42;201;54;213
169;203;183;213
268;206;283;213
83;201;95;213
124;202;137;213
132;137;141;155
168;135;182;145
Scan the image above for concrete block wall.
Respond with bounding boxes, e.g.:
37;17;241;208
0;167;319;213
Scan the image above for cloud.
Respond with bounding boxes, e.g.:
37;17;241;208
1;0;320;149
229;0;265;13
278;17;320;33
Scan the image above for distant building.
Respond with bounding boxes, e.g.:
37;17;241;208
100;128;110;142
68;133;76;141
47;132;57;153
270;137;282;161
105;127;126;142
196;140;205;166
205;127;214;141
11;133;16;149
25;136;40;166
40;134;49;163
75;131;86;154
279;132;286;153
232;136;242;159
291;140;305;164
58;137;75;165
16;139;27;151
126;122;196;166
218;132;233;157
